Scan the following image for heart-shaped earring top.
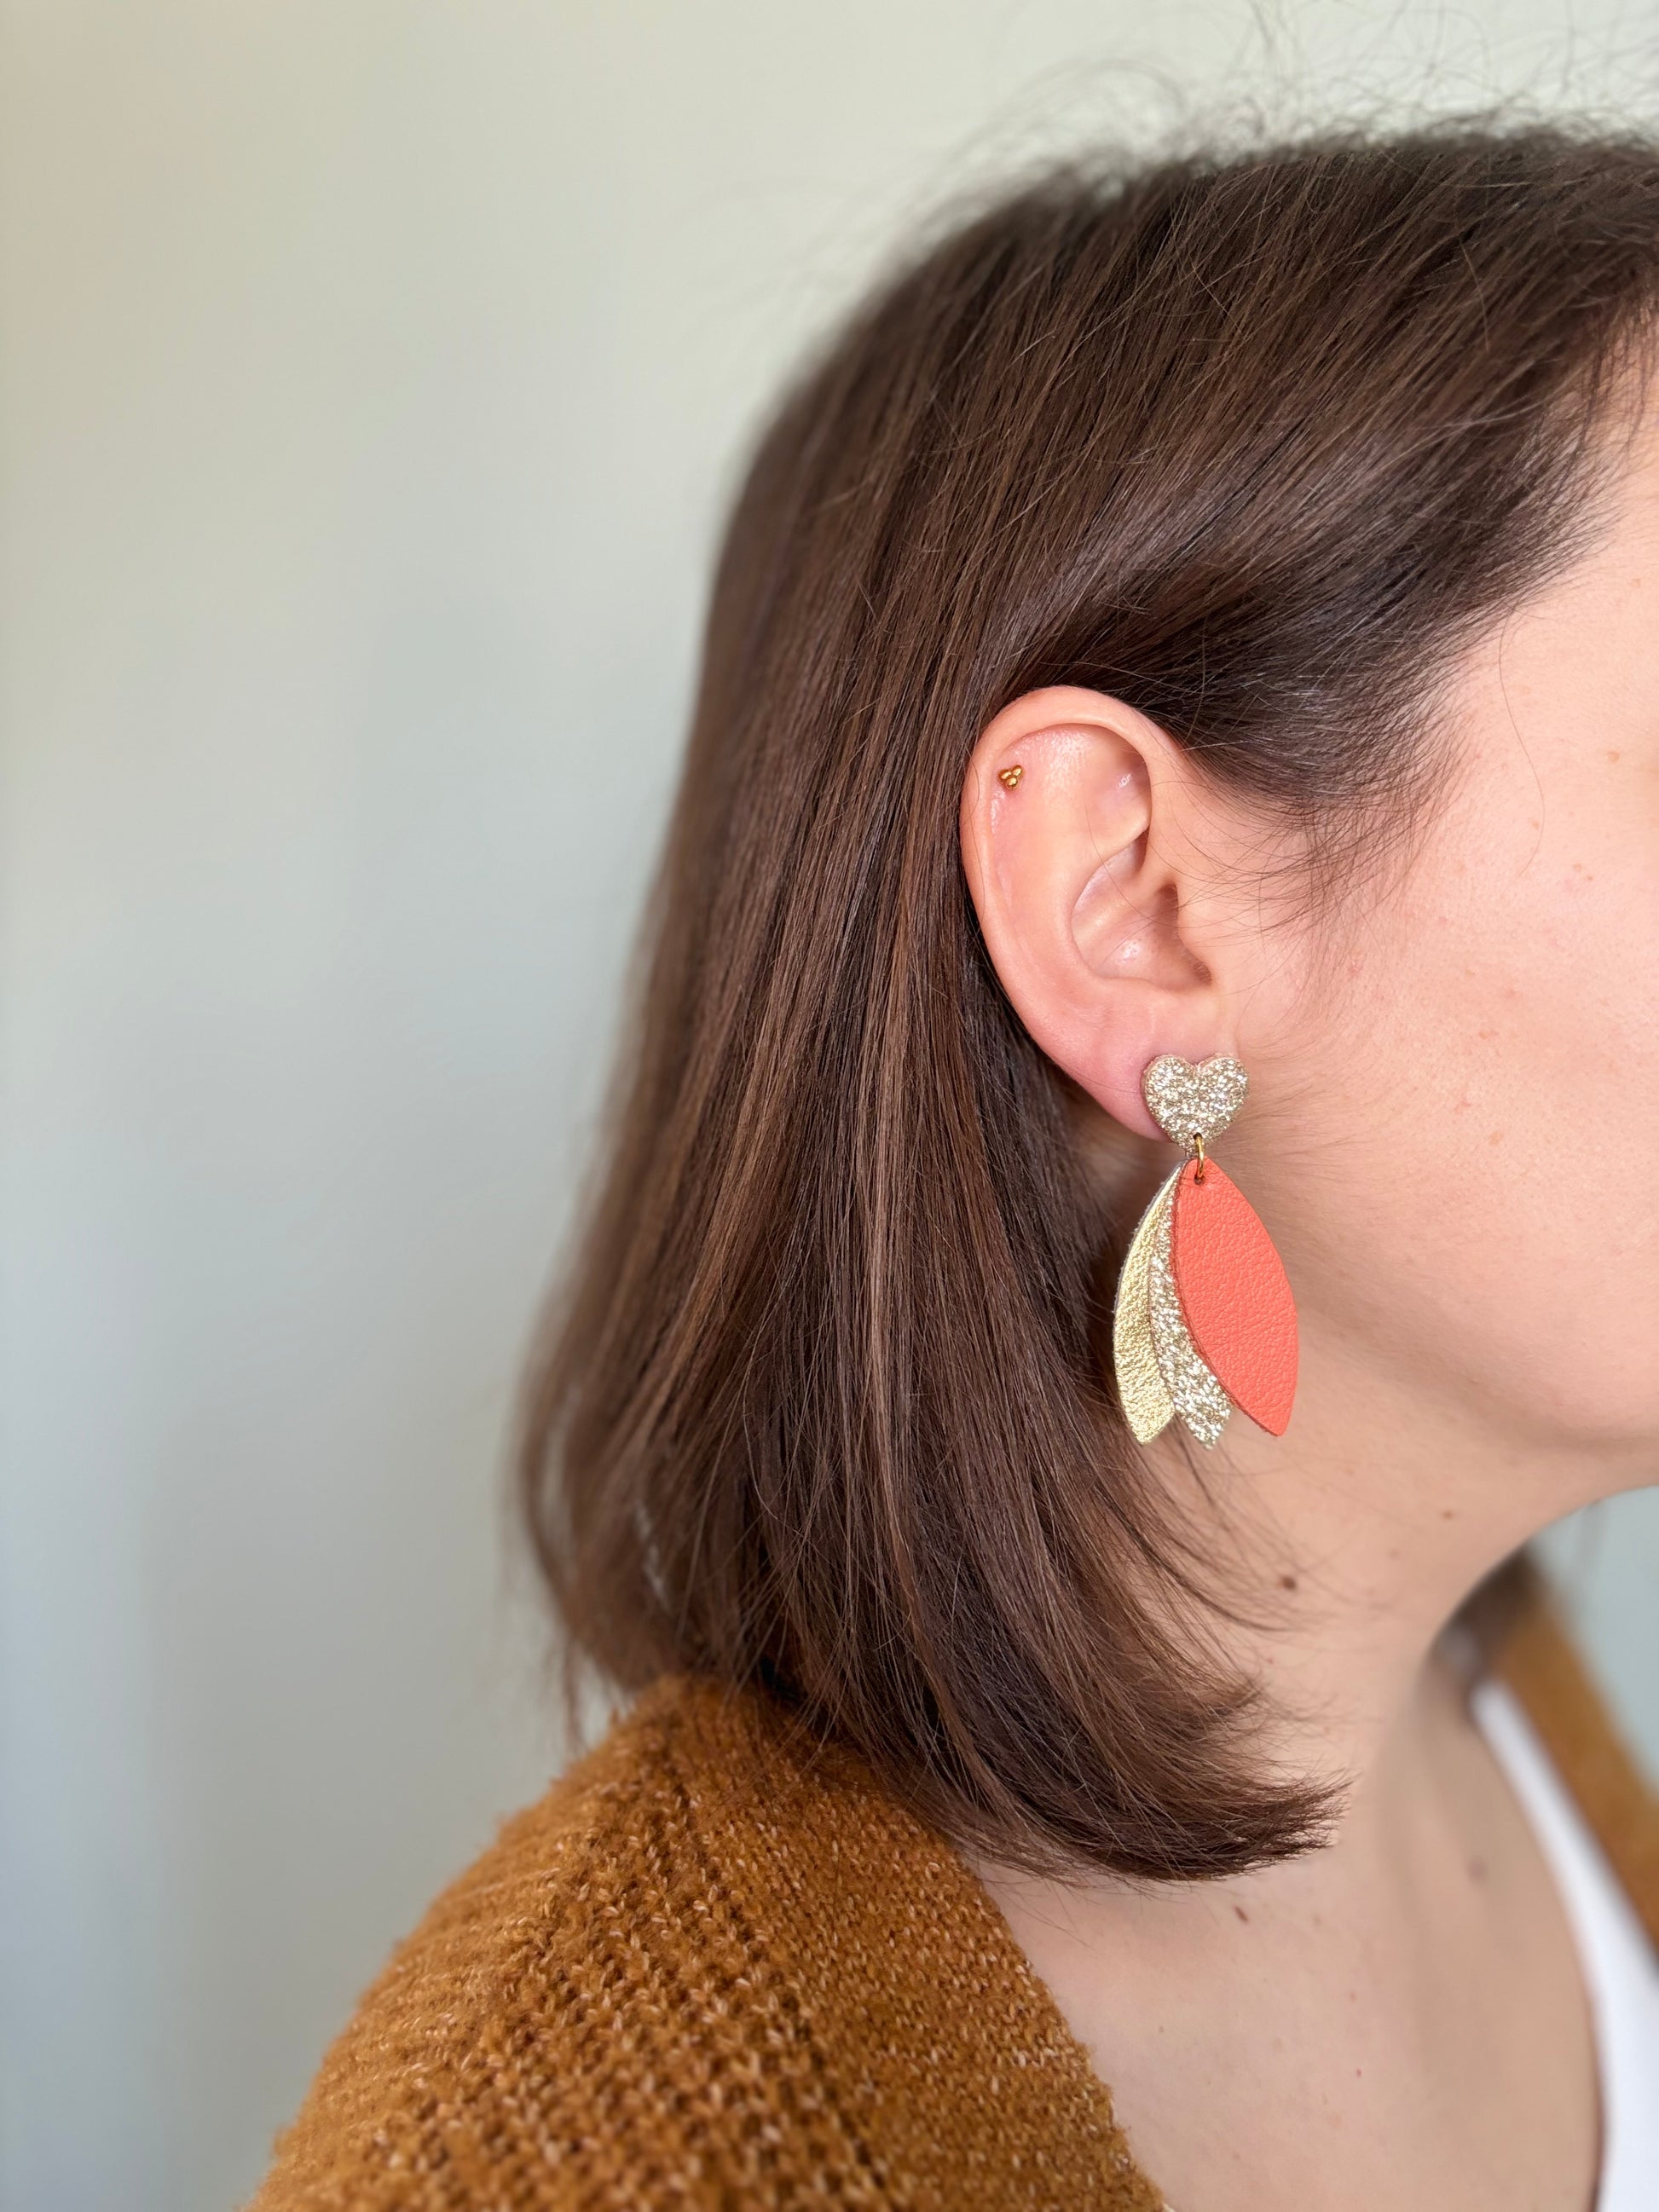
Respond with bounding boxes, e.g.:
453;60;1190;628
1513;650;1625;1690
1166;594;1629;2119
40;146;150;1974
1142;1054;1248;1148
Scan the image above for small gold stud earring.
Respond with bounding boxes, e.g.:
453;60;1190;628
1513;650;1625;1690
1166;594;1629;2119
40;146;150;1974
997;765;1024;790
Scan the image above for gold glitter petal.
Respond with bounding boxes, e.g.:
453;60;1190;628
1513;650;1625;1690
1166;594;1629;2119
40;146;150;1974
1142;1054;1249;1149
1113;1165;1182;1442
1147;1181;1233;1448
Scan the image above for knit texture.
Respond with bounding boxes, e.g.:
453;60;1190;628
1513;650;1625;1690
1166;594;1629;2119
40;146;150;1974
247;1670;1165;2212
248;1586;1656;2211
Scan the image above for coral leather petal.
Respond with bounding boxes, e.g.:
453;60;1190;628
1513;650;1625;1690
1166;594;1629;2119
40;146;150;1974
1171;1162;1298;1435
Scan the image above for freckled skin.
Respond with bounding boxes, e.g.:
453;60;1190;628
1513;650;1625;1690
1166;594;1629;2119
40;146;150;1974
1233;419;1659;1470
962;419;1659;2212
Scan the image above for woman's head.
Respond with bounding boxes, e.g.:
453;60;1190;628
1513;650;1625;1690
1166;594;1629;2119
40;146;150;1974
520;124;1659;1879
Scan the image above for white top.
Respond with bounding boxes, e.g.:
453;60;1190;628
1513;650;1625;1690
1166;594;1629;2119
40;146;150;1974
1471;1678;1659;2212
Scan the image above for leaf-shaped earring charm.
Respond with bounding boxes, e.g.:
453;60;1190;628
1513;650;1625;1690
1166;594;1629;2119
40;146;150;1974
1111;1054;1298;1447
1111;1163;1182;1442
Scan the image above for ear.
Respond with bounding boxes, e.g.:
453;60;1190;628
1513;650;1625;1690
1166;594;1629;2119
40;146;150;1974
959;685;1235;1140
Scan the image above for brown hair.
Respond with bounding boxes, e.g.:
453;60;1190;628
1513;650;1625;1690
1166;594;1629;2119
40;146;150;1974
517;124;1659;1879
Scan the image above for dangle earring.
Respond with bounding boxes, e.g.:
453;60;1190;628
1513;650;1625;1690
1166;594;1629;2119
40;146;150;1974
1112;1054;1298;1448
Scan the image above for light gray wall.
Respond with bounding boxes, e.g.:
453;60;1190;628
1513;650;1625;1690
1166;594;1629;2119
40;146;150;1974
3;6;1656;2209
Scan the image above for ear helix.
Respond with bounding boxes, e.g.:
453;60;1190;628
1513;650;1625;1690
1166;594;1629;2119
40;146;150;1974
1112;1054;1298;1448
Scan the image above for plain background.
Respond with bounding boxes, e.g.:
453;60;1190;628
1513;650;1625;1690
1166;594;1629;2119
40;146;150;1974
3;4;1657;2208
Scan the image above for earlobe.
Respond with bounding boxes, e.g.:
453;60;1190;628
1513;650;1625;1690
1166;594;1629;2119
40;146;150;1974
959;686;1228;1137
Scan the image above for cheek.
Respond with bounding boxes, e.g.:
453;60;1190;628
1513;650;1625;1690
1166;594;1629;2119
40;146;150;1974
1276;763;1659;1446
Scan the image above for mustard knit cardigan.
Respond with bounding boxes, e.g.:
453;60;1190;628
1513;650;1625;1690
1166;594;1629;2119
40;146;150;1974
250;1588;1658;2212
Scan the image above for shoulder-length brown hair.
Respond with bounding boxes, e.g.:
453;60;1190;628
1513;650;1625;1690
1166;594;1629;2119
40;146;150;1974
517;123;1659;1880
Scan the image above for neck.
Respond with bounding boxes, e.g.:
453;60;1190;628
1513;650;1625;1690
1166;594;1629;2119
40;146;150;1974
1146;1289;1629;1815
968;1268;1619;2212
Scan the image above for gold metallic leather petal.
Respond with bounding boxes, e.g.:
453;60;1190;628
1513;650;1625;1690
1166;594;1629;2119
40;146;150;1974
1113;1165;1182;1442
1147;1179;1233;1448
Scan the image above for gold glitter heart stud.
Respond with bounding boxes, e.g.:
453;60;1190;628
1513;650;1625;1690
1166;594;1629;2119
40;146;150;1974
1141;1054;1248;1150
